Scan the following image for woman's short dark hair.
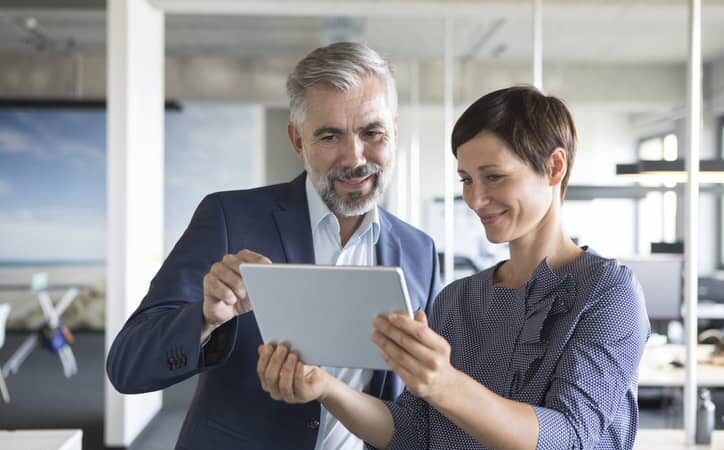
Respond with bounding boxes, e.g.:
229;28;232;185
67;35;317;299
451;86;577;198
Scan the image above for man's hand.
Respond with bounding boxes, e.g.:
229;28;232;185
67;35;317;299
201;249;271;343
257;343;331;404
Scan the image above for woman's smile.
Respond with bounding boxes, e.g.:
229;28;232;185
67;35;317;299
479;210;507;226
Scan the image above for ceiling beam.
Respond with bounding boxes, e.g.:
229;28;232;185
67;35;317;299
0;0;103;8
150;1;530;18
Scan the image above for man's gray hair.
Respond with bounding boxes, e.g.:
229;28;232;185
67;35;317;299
286;42;398;127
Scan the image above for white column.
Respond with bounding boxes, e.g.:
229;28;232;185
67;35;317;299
683;0;702;444
443;16;455;286
105;0;165;446
532;0;543;91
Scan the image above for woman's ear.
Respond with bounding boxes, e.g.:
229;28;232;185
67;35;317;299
548;147;567;187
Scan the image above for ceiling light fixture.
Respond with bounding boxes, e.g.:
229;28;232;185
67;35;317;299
616;159;724;184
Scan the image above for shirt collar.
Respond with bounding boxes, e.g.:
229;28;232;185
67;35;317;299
305;174;380;244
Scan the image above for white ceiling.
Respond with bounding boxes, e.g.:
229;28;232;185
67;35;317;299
0;0;723;64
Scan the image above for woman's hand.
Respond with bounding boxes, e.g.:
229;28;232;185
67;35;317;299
256;344;330;403
372;311;459;402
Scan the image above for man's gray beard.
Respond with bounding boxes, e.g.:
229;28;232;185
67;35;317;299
305;161;388;217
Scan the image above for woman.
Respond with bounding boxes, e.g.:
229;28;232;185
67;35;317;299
256;86;650;450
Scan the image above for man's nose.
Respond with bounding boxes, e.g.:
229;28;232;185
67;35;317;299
338;136;366;168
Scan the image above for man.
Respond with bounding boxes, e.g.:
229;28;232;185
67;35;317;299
107;42;441;450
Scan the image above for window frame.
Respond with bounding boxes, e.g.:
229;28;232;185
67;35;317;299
636;131;678;160
635;131;679;254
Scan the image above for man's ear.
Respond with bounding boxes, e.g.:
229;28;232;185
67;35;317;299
548;147;567;186
288;122;304;161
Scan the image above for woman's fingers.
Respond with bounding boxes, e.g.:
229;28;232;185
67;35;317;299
373;314;446;366
372;331;420;384
389;312;442;349
372;313;454;399
371;329;426;376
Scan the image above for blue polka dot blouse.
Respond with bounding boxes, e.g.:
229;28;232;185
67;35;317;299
381;247;650;450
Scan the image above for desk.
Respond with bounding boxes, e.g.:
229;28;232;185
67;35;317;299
699;302;724;320
0;429;82;450
638;344;724;387
635;429;724;449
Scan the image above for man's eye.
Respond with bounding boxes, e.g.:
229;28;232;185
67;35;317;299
320;135;337;142
459;178;472;185
364;130;384;140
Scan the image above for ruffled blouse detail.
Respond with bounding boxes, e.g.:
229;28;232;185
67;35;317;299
509;259;577;394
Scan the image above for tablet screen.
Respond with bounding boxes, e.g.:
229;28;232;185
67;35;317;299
239;264;412;370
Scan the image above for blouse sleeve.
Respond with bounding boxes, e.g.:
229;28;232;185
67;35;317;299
377;277;458;450
375;388;429;450
534;278;650;449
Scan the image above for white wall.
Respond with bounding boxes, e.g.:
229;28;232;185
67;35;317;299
264;107;304;185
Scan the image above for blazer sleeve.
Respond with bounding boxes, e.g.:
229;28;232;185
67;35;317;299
106;193;240;394
426;242;442;317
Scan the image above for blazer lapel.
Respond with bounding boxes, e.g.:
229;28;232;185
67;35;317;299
271;173;315;264
369;209;403;399
375;210;401;267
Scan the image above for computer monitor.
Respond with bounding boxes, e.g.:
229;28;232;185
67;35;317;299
619;256;683;320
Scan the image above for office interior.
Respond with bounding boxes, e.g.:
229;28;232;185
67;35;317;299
1;0;724;449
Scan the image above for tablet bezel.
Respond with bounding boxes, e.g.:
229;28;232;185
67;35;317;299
239;263;413;370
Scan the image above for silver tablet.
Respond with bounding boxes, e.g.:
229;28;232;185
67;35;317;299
239;263;413;370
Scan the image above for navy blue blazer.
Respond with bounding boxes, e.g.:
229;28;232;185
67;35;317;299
106;173;441;450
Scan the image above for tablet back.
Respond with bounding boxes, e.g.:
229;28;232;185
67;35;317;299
239;264;412;370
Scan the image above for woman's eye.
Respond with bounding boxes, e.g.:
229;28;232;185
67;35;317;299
459;178;472;185
486;174;504;182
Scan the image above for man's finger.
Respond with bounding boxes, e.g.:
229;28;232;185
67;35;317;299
279;352;298;402
220;254;243;272
209;263;247;300
237;249;272;264
210;262;247;301
293;361;306;396
205;274;238;306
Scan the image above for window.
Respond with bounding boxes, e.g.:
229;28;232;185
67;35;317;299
0;101;260;262
636;133;679;254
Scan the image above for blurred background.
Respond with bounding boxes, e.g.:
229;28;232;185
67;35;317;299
0;0;723;449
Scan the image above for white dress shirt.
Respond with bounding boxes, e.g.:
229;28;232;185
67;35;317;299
305;176;379;450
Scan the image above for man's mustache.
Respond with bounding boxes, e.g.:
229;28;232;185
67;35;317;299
327;164;382;183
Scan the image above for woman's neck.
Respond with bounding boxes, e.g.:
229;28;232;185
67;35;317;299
494;205;582;289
